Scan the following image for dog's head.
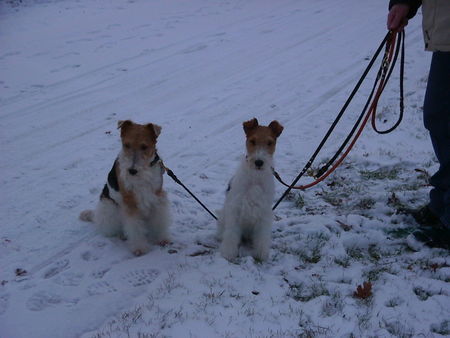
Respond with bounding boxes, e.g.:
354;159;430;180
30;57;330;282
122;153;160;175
243;118;283;171
117;120;161;176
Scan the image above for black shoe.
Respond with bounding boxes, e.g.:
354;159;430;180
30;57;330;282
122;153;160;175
407;227;450;250
407;205;443;228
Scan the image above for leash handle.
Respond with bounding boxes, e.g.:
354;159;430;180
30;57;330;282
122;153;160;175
163;165;218;220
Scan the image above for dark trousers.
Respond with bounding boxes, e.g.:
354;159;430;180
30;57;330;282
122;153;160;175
423;51;450;226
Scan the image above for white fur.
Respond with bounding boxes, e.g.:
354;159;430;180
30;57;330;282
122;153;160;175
217;152;275;261
81;152;170;255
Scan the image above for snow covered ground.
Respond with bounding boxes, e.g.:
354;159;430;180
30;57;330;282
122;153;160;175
1;0;449;337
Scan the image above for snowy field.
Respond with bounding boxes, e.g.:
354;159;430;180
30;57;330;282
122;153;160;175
1;0;449;337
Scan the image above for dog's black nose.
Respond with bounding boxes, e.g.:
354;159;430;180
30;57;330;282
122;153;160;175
255;160;264;168
128;168;138;175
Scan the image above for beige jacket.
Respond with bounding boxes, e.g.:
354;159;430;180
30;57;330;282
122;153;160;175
421;0;450;51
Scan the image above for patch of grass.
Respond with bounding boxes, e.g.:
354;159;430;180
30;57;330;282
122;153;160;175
384;226;415;239
334;256;351;268
346;246;365;260
367;244;381;262
294;193;305;209
203;288;225;304
385;297;403;308
321;290;344;317
320;190;346;207
431;320;450;336
285;192;307;210
390;182;428;192
288;281;330;302
386;192;407;211
355;198;376;210
357;308;372;331
360;167;400;180
383;320;415;338
363;265;392;282
413;287;433;301
297;309;331;337
298;232;330;264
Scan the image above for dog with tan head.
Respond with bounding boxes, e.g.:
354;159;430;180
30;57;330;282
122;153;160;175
217;118;283;262
80;120;170;256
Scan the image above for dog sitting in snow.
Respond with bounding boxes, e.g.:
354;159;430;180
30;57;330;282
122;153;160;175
217;118;283;261
80;120;170;256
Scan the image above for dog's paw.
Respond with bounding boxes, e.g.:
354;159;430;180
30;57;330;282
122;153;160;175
129;242;151;256
79;209;94;222
133;248;149;256
220;245;238;262
158;240;170;247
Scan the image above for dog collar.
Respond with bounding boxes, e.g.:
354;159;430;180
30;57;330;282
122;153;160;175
150;152;160;167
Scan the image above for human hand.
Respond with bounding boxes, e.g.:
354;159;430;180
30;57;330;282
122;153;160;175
387;4;410;32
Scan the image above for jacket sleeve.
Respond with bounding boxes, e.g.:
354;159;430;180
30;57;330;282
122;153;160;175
389;0;422;19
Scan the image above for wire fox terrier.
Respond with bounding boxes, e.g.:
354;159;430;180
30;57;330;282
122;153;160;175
217;118;283;261
80;120;170;256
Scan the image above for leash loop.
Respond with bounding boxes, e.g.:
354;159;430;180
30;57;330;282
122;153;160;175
273;31;405;209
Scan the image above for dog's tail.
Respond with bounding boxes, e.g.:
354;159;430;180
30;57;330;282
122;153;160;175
79;209;94;223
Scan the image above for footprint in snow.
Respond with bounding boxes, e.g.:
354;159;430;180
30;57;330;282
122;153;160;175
43;259;70;279
0;293;10;314
91;268;110;279
81;250;99;261
54;272;84;287
122;269;159;287
87;281;117;296
26;291;78;311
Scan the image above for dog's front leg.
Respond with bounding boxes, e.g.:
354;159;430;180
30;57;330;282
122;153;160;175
252;220;272;262
147;201;171;246
123;216;151;256
220;224;241;261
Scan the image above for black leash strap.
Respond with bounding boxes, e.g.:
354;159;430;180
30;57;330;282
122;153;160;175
165;167;218;220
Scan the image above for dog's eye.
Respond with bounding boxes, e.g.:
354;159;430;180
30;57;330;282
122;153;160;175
250;140;256;146
124;143;131;149
267;141;273;146
140;144;148;151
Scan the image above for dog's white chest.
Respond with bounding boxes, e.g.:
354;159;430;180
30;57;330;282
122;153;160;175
225;162;274;225
119;164;164;213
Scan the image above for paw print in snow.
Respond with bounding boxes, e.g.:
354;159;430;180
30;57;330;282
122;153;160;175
26;291;62;311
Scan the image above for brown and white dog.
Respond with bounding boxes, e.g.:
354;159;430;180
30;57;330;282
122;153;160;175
217;118;283;261
80;120;170;256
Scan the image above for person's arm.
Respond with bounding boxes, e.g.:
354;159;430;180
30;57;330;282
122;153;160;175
389;0;422;18
387;1;421;32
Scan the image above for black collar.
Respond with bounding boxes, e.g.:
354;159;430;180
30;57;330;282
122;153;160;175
150;152;160;167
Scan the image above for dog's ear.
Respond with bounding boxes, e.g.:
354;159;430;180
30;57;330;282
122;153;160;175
117;120;133;130
243;118;259;136
146;123;162;139
118;120;133;137
269;120;283;138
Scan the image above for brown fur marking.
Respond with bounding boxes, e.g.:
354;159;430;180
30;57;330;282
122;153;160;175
115;161;139;216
